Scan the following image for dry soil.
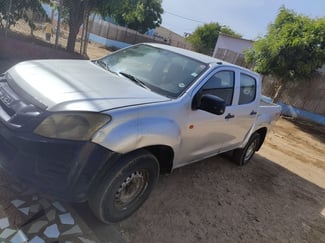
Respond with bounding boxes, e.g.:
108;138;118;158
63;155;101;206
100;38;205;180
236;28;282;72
118;118;325;243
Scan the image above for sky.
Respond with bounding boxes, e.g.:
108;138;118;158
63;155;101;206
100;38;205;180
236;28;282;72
161;0;325;40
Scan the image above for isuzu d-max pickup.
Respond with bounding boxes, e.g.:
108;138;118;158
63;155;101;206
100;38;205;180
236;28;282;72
0;43;281;223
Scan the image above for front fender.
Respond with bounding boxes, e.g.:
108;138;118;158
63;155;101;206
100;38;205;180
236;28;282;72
136;117;181;151
92;117;181;154
92;119;139;154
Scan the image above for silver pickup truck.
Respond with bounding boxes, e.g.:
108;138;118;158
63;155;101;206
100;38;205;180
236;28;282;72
0;43;281;223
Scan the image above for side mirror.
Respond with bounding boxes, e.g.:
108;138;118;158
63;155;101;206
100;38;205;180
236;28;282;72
193;94;226;115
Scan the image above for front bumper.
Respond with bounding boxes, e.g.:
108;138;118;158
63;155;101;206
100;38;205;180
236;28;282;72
0;120;120;202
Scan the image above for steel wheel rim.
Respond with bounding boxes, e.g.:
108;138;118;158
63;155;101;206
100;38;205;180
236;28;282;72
114;170;148;209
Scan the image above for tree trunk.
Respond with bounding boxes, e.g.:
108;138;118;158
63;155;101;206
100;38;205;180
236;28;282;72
67;27;79;52
5;0;13;37
55;0;62;48
273;82;284;103
82;10;90;55
66;0;84;52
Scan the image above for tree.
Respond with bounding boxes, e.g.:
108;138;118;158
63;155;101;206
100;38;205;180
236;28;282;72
186;22;241;55
0;0;48;34
62;0;84;52
245;7;325;100
62;0;163;52
109;0;163;34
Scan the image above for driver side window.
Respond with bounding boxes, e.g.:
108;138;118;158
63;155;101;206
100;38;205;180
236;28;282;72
201;71;235;106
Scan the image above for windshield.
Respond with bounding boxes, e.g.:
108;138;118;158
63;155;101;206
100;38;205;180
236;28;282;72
97;44;207;98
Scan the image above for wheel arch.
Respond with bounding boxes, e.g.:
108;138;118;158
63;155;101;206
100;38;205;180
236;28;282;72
254;127;267;151
89;145;174;193
143;145;174;174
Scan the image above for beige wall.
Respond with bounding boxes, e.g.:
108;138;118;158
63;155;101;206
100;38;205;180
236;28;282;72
262;74;325;115
89;20;191;49
154;26;192;49
89;19;167;45
213;33;253;67
213;33;253;56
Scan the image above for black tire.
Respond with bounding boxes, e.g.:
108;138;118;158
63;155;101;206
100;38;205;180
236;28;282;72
88;150;159;223
233;133;260;166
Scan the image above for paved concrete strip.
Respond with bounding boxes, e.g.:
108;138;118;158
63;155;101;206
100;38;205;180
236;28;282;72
0;168;100;242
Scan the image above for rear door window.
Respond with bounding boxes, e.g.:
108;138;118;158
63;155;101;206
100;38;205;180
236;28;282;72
239;74;256;105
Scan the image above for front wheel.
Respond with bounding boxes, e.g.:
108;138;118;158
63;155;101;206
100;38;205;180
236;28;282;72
88;150;159;223
232;133;260;166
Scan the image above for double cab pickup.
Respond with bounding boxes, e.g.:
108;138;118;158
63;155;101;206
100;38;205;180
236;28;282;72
0;43;281;223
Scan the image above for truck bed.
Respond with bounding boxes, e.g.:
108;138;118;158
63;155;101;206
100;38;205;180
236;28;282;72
258;96;282;123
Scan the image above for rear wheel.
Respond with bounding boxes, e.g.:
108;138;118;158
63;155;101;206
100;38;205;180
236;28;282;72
88;150;159;223
233;133;260;166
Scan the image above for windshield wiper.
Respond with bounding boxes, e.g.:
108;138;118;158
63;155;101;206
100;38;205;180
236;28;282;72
119;72;149;89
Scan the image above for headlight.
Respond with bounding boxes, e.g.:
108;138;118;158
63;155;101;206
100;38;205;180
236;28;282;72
34;112;111;141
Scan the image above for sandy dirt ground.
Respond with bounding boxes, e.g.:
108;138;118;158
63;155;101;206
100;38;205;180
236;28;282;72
1;25;325;243
10;20;110;60
117;117;325;243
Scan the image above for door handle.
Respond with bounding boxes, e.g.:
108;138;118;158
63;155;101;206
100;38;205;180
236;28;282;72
225;113;235;119
250;110;257;115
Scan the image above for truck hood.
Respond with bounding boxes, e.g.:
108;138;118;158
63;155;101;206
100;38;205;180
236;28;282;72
7;60;169;112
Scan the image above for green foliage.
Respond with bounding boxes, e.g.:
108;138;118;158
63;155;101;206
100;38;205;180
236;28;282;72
186;22;241;55
245;6;325;81
98;0;163;34
0;0;48;31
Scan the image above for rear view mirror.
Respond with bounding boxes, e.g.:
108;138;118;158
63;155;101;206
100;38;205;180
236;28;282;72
193;94;226;115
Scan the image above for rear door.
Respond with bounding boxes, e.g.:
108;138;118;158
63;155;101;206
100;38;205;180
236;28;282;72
220;71;259;151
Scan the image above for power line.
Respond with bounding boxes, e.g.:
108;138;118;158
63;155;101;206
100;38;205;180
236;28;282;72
164;10;205;24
